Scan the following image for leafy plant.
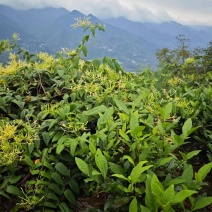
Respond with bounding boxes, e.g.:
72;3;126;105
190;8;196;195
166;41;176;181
0;18;212;212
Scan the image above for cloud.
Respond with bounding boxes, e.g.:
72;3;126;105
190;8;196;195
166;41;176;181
0;0;212;25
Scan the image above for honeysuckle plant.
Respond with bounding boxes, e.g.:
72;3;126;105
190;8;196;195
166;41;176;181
0;18;212;212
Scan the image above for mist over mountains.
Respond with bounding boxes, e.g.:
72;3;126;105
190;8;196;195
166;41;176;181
0;5;211;71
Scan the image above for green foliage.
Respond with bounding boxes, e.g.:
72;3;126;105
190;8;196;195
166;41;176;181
0;20;212;212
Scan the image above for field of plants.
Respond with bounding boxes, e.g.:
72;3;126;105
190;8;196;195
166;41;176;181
0;20;212;211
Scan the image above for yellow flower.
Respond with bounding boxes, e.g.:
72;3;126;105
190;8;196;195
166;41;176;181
72;17;91;28
0;120;38;166
185;57;196;64
148;107;153;111
168;77;181;85
34;159;41;164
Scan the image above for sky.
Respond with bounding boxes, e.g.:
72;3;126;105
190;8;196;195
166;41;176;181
0;0;212;25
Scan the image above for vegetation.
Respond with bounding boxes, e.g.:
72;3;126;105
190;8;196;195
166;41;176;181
0;19;212;212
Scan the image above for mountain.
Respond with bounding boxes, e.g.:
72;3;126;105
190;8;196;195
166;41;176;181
0;5;157;71
0;5;211;71
103;17;212;49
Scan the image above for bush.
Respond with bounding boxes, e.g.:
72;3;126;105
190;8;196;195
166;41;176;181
0;20;212;212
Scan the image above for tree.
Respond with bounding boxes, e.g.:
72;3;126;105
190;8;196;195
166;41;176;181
176;34;190;64
156;34;190;74
193;41;212;73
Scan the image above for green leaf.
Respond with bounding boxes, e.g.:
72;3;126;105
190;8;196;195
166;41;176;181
163;102;172;121
69;103;77;112
123;155;134;166
40;171;51;180
6;185;23;197
57;69;65;77
52;132;63;142
8;176;22;184
82;35;89;44
171;131;184;147
42;132;50;146
180;150;201;161
145;175;158;211
192;197;212;211
48;118;60;130
95;148;108;179
195;162;212;183
47;192;59;201
118;184;133;193
74;56;79;68
89;139;96;156
92;58;101;69
44;201;57;208
43;160;54;171
81;45;87;57
129;198;137;212
11;99;24;109
51;172;64;185
58;135;70;145
59;202;72;212
56;143;65;154
165;178;186;187
114;197;131;208
140;205;151;212
134;126;145;137
70;140;78;157
139;148;150;161
55;162;70;177
130;161;152;184
109;162;125;175
118;113;129;122
83;105;107;116
164;184;175;202
28;143;34;154
151;175;166;205
75;157;90;176
0;191;10;199
22;156;34;167
114;98;129;114
130;111;139;136
69;178;79;195
157;157;174;166
58;105;70;120
182;165;193;182
182;118;192;137
98;107;114;127
179;151;187;161
48;183;62;195
64;189;77;206
70;93;76;102
90;26;96;35
112;174;129;182
119;130;130;143
170;190;197;204
103;56;113;68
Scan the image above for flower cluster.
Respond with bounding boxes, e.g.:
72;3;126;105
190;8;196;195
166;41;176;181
0;120;38;166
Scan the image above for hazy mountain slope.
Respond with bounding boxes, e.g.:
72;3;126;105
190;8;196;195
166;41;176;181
42;11;157;70
0;6;157;70
103;17;175;48
103;17;211;49
0;11;46;53
0;5;211;70
155;21;211;47
0;5;69;39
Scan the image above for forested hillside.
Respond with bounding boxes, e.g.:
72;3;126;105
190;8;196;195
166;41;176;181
0;5;211;71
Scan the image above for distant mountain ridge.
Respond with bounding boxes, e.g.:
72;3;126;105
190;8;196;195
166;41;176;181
0;5;211;71
103;17;211;49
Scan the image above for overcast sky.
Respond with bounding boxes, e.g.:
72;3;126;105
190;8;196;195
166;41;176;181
0;0;212;25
